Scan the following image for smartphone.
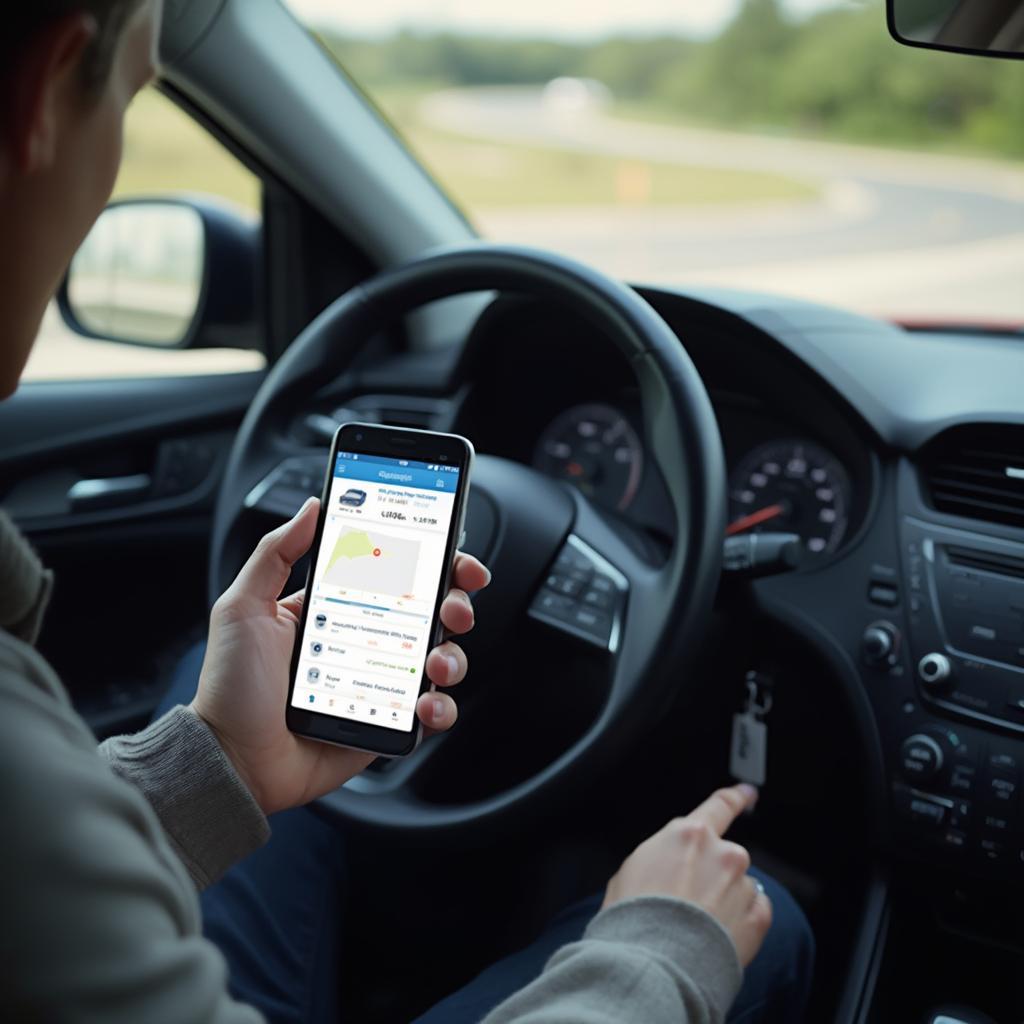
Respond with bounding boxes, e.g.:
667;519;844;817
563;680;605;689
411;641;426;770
286;422;474;757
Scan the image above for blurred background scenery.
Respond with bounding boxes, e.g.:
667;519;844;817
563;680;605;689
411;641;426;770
26;0;1024;380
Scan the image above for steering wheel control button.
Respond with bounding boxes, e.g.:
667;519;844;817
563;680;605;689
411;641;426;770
546;573;587;597
571;606;612;639
534;591;577;619
918;652;952;689
581;587;616;611
530;536;628;651
554;547;593;575
900;733;945;783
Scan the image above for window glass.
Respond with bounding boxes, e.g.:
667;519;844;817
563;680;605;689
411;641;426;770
25;88;266;382
287;0;1024;326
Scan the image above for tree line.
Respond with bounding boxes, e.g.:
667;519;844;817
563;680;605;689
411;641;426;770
320;0;1022;157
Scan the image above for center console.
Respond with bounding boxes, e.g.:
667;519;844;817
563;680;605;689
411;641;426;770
888;515;1024;874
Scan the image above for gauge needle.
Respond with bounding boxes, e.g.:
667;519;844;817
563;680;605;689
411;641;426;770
726;503;785;536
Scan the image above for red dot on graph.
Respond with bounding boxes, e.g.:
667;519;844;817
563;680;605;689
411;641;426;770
373;548;381;557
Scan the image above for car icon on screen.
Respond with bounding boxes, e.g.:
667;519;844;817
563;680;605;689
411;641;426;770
339;488;367;507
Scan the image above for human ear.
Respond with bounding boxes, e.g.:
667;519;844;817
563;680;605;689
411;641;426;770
7;14;97;174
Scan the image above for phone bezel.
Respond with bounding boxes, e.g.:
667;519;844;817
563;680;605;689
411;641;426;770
285;422;473;757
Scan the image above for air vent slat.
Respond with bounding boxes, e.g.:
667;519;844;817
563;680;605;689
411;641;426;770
922;425;1024;530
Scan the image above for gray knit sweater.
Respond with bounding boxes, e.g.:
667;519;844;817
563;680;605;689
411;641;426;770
0;511;741;1022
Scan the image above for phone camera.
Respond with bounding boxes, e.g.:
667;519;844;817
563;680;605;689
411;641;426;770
355;432;364;441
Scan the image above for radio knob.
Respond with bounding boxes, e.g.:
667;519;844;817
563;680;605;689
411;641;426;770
918;652;952;689
900;733;945;784
863;622;897;665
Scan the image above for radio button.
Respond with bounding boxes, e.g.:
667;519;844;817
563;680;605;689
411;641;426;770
982;812;1012;833
918;652;952;689
908;798;945;826
939;828;968;853
949;799;972;829
950;764;977;794
985;772;1018;807
900;733;945;783
979;837;1009;865
990;752;1019;772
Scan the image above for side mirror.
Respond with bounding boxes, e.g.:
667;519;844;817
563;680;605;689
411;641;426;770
887;0;1024;59
58;197;260;350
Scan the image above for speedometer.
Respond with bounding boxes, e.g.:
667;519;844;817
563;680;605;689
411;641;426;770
727;440;851;556
534;403;644;511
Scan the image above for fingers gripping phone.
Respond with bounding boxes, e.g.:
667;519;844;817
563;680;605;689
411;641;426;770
286;423;474;757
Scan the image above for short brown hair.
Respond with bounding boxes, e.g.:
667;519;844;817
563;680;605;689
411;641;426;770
7;2;145;91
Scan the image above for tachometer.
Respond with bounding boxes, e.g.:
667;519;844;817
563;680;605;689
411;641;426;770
534;403;643;511
727;440;851;556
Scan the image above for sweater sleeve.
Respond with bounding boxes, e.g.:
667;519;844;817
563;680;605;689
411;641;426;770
482;896;743;1024
99;705;270;889
0;647;265;1024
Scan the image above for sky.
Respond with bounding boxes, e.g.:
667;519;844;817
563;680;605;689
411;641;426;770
283;0;856;40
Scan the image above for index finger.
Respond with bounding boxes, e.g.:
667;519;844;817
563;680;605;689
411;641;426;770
687;784;758;836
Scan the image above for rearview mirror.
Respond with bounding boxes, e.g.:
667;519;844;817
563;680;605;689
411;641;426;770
59;197;260;350
888;0;1024;59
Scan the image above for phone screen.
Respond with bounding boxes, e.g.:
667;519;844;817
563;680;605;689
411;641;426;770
290;449;461;732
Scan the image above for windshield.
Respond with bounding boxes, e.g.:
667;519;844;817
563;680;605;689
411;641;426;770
286;0;1023;327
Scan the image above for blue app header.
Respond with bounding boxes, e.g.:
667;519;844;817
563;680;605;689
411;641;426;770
334;452;460;491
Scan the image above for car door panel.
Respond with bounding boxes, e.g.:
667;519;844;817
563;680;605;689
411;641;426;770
0;371;263;737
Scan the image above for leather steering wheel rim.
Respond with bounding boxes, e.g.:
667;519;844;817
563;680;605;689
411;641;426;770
209;242;725;834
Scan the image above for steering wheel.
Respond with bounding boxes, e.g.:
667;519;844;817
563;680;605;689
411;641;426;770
209;243;725;835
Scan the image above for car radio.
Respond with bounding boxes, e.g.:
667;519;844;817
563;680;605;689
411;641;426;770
901;517;1024;733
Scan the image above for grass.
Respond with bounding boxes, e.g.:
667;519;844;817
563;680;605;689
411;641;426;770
403;126;816;207
380;87;817;208
114;89;261;210
112;85;817;214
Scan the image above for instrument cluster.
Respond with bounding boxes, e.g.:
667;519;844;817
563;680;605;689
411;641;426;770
533;402;855;560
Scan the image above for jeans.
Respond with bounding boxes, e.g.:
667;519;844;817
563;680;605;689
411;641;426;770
157;644;814;1023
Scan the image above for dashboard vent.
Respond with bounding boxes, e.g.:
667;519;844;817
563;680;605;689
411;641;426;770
923;424;1024;529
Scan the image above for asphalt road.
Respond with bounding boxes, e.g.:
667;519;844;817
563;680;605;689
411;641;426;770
423;87;1024;323
24;86;1024;381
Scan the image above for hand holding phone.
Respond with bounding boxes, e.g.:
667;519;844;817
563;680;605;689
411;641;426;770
189;427;485;814
286;423;476;758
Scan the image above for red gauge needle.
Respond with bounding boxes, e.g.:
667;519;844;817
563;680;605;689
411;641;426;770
726;503;785;536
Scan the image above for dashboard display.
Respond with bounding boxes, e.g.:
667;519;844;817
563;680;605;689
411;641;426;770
727;440;851;556
534;403;644;511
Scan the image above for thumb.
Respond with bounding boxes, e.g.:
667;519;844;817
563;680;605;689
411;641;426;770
225;497;320;609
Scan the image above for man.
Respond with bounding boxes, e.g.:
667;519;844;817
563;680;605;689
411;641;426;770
0;2;813;1021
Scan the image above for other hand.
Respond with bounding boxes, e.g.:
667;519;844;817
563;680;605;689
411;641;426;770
602;784;771;967
191;497;490;815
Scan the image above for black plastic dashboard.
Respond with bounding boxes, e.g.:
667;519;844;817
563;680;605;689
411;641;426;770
447;284;1024;898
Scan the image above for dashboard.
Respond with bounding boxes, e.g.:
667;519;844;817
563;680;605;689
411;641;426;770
455;293;874;565
444;283;1024;915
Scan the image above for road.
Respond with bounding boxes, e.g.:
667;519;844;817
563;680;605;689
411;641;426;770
422;87;1024;323
24;86;1023;381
